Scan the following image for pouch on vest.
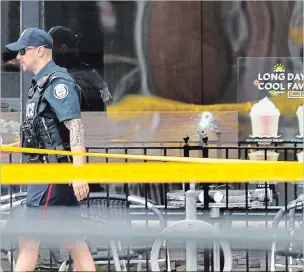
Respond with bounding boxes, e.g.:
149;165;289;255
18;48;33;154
21;117;40;154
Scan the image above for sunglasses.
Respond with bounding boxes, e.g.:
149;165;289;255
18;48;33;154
18;45;48;56
18;47;33;56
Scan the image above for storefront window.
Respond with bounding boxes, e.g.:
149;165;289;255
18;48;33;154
1;0;303;203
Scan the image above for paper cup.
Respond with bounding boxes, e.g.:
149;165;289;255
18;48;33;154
248;151;279;161
296;111;303;137
297;151;304;162
250;114;280;137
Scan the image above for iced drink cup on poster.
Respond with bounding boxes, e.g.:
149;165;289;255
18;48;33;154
296;105;304;138
297;151;304;162
249;97;280;137
248;150;279;161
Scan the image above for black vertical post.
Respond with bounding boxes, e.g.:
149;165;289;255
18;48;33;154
201;132;210;272
183;136;190;192
202;132;209;210
8;170;14;273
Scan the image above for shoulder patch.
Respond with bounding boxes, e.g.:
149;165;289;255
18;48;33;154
53;84;69;99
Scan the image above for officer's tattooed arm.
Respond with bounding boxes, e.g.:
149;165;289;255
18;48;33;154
63;118;85;165
64;118;89;201
64;119;85;146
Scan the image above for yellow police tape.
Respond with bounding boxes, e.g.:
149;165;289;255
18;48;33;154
1;161;302;184
0;145;255;163
0;146;302;184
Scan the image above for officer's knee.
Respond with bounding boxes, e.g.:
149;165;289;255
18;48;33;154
19;237;40;252
14;238;39;271
64;241;96;271
64;240;89;254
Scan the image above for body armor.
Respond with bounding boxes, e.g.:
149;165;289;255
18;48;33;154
22;69;79;163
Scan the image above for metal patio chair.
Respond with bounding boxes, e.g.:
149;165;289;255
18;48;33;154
270;194;304;272
150;189;233;272
55;192;169;272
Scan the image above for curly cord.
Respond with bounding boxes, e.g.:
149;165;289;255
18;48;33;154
134;0;151;96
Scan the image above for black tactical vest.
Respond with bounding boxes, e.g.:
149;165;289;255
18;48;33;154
22;70;80;163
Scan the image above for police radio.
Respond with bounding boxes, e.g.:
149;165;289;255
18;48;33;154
21;117;40;154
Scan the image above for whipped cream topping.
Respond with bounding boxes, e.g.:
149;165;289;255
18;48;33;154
250;97;280;116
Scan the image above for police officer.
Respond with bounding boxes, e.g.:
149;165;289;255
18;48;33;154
5;27;96;271
48;25;112;112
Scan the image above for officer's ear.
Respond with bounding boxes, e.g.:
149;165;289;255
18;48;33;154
37;46;48;58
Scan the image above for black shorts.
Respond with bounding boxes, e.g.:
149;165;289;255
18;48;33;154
6;185;83;246
40;184;79;207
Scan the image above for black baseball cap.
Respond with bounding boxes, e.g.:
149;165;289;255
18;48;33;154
5;27;53;51
48;26;79;49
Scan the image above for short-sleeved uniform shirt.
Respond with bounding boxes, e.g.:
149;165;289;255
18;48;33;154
26;60;81;207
